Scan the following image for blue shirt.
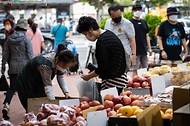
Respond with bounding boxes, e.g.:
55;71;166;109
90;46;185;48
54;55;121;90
50;24;68;49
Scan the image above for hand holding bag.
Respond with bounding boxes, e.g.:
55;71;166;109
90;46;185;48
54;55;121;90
0;74;9;91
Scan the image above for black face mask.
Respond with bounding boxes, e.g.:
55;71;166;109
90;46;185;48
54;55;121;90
112;16;122;23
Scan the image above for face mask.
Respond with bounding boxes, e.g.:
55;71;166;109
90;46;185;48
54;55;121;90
5;25;11;31
133;11;142;17
112;16;122;23
169;15;178;22
86;32;96;41
56;65;65;72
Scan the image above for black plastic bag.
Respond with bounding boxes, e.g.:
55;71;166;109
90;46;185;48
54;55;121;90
0;74;9;91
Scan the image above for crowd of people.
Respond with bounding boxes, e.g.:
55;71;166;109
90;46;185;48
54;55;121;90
0;4;188;121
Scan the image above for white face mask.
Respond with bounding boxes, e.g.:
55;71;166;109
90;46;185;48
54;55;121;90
56;65;65;72
5;25;11;31
86;34;96;41
133;11;142;18
169;15;178;22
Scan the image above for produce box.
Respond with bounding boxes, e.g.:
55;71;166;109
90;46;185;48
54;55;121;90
27;96;80;115
172;85;190;126
108;104;164;126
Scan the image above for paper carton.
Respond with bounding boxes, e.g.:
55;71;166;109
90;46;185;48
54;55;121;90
172;86;190;126
108;104;164;126
27;97;80;115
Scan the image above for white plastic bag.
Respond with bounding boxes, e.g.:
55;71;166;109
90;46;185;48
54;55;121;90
75;77;99;101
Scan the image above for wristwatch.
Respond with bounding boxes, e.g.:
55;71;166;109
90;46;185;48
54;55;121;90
160;49;164;53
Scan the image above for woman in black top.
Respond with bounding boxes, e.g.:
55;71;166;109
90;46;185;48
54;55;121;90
77;16;127;94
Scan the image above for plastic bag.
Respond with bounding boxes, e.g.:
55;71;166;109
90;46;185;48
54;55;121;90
0;119;14;126
0;74;9;91
75;77;99;101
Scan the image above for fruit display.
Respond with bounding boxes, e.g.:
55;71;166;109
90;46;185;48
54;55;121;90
141;65;171;77
20;104;87;126
170;67;190;86
126;75;151;89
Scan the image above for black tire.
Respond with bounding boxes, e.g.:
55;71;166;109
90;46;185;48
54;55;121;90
44;39;54;53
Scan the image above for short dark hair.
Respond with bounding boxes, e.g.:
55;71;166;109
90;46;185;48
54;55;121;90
76;16;99;33
108;6;121;15
3;18;14;27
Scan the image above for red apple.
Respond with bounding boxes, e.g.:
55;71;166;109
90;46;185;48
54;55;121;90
89;101;93;107
144;76;151;83
141;77;147;83
107;110;117;117
142;81;149;88
127;80;133;87
129;94;139;102
133;82;141;88
91;100;101;107
104;100;114;109
114;103;123;111
131;100;141;106
81;96;90;102
112;96;121;105
132;75;140;82
121;95;131;106
80;102;90;110
104;94;114;101
96;105;105;111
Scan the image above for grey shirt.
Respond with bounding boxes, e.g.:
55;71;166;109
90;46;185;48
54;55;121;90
104;16;135;56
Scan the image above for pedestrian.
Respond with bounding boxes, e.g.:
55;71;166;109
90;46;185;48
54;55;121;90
1;18;34;120
38;16;45;30
129;4;152;76
157;7;188;67
77;16;127;94
50;18;70;51
26;18;46;57
104;5;136;73
16;44;75;112
2;18;15;48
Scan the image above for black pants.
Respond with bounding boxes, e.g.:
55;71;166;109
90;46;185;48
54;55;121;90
3;74;17;105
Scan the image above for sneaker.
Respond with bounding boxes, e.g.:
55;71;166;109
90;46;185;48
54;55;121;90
2;104;10;120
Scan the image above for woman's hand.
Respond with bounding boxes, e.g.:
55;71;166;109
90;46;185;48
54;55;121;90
64;92;70;98
1;70;4;75
81;74;91;81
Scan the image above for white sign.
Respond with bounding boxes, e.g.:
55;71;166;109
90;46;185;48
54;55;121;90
137;68;147;77
87;110;107;126
100;87;118;103
59;99;80;107
151;76;166;96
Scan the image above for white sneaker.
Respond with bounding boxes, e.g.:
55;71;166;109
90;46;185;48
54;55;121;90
2;104;10;120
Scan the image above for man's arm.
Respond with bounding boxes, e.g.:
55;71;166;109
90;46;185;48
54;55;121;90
129;37;136;66
182;38;188;58
146;33;152;56
66;32;70;38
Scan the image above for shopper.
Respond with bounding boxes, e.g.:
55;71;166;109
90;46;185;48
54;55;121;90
16;44;75;112
129;4;152;76
50;18;70;51
26;18;46;57
1;18;34;120
2;18;15;48
104;5;136;72
77;16;127;94
157;7;188;66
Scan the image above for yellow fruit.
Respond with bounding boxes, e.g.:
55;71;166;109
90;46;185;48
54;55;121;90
165;108;173;115
131;106;140;114
130;115;136;118
117;106;133;117
160;110;164;118
163;114;173;120
133;109;144;115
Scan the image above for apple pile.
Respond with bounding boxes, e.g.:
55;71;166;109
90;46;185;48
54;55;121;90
127;75;151;88
102;91;152;117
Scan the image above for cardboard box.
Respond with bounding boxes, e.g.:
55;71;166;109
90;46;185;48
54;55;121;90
172;86;190;126
108;104;164;126
27;97;80;115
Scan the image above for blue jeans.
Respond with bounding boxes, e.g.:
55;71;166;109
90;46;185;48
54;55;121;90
3;74;17;105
